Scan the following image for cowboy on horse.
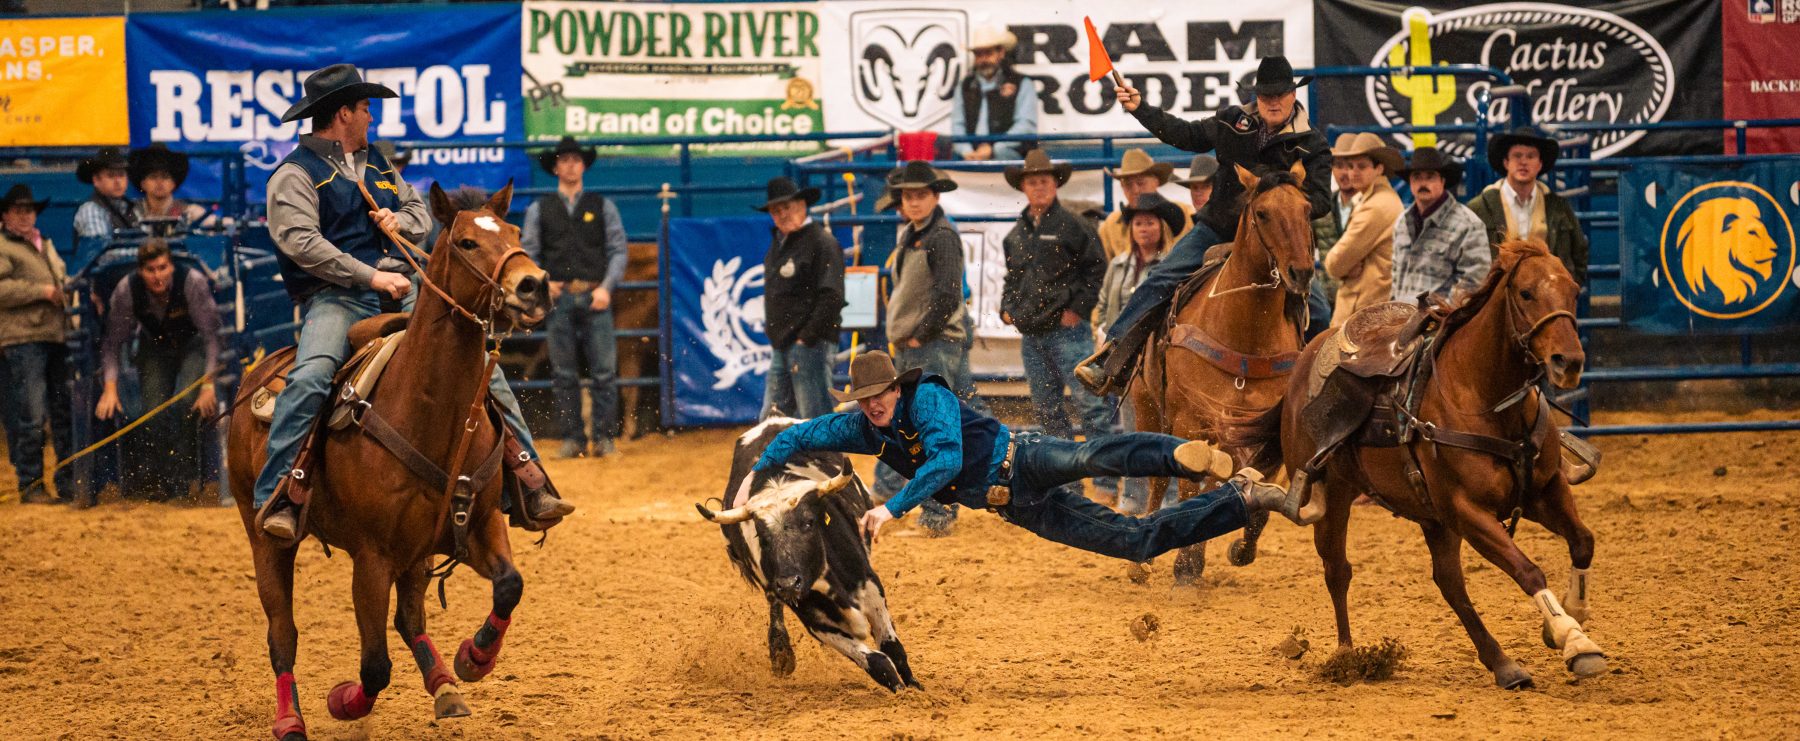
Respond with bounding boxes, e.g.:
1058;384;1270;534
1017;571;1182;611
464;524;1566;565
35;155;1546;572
254;64;573;538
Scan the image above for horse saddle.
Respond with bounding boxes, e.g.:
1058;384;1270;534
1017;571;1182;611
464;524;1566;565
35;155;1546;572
249;313;411;429
1301;302;1446;457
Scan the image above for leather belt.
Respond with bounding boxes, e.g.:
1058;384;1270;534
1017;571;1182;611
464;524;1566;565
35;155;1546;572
986;437;1020;508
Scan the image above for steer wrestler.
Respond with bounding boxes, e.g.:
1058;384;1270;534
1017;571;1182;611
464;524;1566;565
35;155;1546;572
748;352;1308;561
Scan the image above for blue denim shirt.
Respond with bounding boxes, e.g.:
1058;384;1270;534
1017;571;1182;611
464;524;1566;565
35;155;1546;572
754;382;1010;516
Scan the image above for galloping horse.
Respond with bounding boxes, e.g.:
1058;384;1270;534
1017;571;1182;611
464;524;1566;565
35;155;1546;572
1131;162;1314;584
1233;240;1606;688
228;184;550;739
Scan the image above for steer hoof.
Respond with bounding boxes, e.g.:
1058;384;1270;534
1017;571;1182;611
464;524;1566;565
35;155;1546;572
1227;538;1257;567
1125;561;1152;585
433;684;472;719
1494;661;1535;690
1567;652;1609;678
1172;546;1205;586
769;644;796;677
455;639;496;683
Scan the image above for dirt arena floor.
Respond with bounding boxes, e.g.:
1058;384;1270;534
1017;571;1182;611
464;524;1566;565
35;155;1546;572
2;409;1798;739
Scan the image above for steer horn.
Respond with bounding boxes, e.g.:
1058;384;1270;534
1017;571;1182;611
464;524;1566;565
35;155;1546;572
695;503;753;524
816;472;856;495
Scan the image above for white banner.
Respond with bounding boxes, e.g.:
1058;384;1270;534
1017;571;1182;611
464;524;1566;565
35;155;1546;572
817;0;1313;136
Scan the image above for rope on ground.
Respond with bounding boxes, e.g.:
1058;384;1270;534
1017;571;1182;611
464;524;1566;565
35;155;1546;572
41;372;213;482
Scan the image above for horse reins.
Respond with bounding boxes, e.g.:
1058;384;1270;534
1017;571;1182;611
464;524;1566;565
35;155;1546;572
1204;198;1286;299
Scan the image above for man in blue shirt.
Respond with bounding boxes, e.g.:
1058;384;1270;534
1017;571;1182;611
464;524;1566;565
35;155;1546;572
751;351;1307;560
949;27;1038;162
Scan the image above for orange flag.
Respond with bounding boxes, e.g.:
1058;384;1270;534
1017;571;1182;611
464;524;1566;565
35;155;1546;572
1085;17;1115;82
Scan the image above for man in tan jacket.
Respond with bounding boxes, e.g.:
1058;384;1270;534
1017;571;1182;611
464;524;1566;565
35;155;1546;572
1320;133;1403;327
1096;149;1192;261
0;184;75;503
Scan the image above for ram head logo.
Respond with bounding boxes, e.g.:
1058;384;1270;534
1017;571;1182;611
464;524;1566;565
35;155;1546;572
850;10;967;129
1678;196;1780;306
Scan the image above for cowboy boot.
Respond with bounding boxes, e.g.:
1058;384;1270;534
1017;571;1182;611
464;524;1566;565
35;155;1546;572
262;500;299;539
1231;468;1308;525
1173;440;1236;481
1073;342;1115;396
505;438;576;520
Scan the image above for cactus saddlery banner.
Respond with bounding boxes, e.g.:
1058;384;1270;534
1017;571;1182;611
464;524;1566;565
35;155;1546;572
1312;0;1723;160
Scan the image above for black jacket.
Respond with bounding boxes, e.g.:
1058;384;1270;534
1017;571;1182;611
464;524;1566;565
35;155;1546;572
762;220;846;349
1130;102;1332;239
1001;200;1105;334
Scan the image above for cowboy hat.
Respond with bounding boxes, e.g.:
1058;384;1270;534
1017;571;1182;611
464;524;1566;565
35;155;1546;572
1397;147;1464;189
1487;126;1560;175
1172;154;1219;186
1107;149;1174;183
1120;192;1185;237
76;147;128;185
886;160;958;193
830;351;922;403
1330;132;1404;173
373;140;411;168
0;184;50;214
279;63;398;124
1241;55;1311;97
536;135;597;174
1003;150;1072;190
970;26;1017;52
753;176;821;212
128;144;191;189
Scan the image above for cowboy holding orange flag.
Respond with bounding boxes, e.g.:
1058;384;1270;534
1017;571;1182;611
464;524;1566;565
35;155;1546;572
1073;20;1334;395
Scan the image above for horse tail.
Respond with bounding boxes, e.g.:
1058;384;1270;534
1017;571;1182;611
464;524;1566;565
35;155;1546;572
1220;402;1285;475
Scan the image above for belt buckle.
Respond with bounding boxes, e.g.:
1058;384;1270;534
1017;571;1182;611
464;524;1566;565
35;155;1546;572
985;485;1011;508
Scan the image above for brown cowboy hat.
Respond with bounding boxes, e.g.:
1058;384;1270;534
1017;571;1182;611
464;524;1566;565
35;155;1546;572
886;160;958;193
1172;154;1218;187
0;184;51;213
537;136;597;174
76;147;129;185
1003;150;1072;190
1487;126;1560;174
830;351;922;403
1330;132;1404;173
1397;147;1464;189
1108;149;1174;184
1120;192;1185;236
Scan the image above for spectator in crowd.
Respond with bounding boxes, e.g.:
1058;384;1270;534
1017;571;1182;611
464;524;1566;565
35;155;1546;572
1468;126;1588;285
950;26;1038;162
1096;192;1185;514
95;240;221;502
256;64;570;538
130;144;210;232
375;141;412;179
72;147;138;266
1311;149;1361;313
757;176;845;420
1078;56;1332;395
1097;149;1191;260
1391;147;1492;304
0;184;75;504
1174;154;1218;213
522;136;628;459
998;151;1113;502
1320;133;1404;327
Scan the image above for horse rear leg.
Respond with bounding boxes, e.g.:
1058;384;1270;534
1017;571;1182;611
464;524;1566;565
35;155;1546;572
251;540;307;741
394;562;470;719
1453;495;1609;679
455;517;523;683
325;558;394;722
1420;521;1532;689
1170;479;1207;586
1526;474;1596;625
1314;479;1357;651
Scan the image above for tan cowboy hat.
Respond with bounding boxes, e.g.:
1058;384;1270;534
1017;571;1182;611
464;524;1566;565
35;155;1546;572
970;26;1017;52
1003;150;1073;191
830;351;922;403
1330;132;1404;173
1107;149;1174;184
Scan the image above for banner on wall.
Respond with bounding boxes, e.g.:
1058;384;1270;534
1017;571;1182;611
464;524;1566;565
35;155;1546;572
1620;158;1800;334
817;0;1311;137
522;1;825;156
127;5;526;203
0;17;128;146
1724;0;1800;153
1312;1;1722;161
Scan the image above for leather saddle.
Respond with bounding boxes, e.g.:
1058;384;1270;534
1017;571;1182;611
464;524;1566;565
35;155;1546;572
250;313;411;428
1300;301;1445;465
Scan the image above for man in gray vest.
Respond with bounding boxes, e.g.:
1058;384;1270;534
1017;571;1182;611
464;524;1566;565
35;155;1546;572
521;136;629;459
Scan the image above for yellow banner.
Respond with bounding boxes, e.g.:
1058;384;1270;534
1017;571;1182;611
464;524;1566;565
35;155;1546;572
0;17;128;146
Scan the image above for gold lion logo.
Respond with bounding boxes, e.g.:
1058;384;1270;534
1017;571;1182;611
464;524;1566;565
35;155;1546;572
1677;197;1779;306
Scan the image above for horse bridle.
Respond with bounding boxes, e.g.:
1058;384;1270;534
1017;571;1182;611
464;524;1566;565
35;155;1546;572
1495;259;1579;365
1205;188;1295;299
355;179;531;335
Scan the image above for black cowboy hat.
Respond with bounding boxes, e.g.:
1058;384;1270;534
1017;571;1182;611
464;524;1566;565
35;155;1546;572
1398;147;1464;189
886;160;958;193
280;63;398;124
1241;55;1311;98
536;135;596;175
76;147;129;185
1003;150;1073;191
128;144;191;189
830;351;922;403
1487;126;1560;175
1119;192;1185;237
0;184;50;213
753;176;821;212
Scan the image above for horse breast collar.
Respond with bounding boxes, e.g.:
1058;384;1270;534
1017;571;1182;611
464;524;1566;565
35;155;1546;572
1167;323;1298;380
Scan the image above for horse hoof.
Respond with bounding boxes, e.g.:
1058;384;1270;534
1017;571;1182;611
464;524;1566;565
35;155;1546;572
1494;663;1534;690
1125;561;1152;585
1227;539;1257;567
326;681;374;721
433;685;472;719
1567;653;1609;678
454;638;496;683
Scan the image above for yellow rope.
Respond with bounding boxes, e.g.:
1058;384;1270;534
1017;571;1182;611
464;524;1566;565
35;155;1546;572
36;372;214;484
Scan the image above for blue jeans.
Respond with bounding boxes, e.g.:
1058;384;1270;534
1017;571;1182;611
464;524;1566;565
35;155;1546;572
875;332;982;528
762;340;836;419
1116;402;1177;513
994;432;1248;562
1305;264;1333;344
127;338;207;500
2;342;74;497
1020;323;1116;491
252;286;540;507
1103;221;1222;342
546;291;618;445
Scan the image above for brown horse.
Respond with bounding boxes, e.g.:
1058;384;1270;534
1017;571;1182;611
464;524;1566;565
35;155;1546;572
1233;240;1605;689
227;184;550;739
1130;162;1314;584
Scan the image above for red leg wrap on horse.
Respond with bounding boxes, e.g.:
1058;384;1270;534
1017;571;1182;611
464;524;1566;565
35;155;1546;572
410;635;457;694
472;613;511;658
273;672;306;739
326;681;376;721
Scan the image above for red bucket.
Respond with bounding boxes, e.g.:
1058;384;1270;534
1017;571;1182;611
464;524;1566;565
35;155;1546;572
896;131;939;161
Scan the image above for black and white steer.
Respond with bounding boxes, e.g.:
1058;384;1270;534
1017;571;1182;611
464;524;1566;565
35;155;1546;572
697;418;920;691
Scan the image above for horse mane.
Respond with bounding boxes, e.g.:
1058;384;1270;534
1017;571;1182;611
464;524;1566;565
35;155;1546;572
1234;168;1303;209
446;186;492;213
1439;239;1552;335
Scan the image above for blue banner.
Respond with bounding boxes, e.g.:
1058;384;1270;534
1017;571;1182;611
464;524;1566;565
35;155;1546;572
1622;158;1800;334
126;5;526;205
